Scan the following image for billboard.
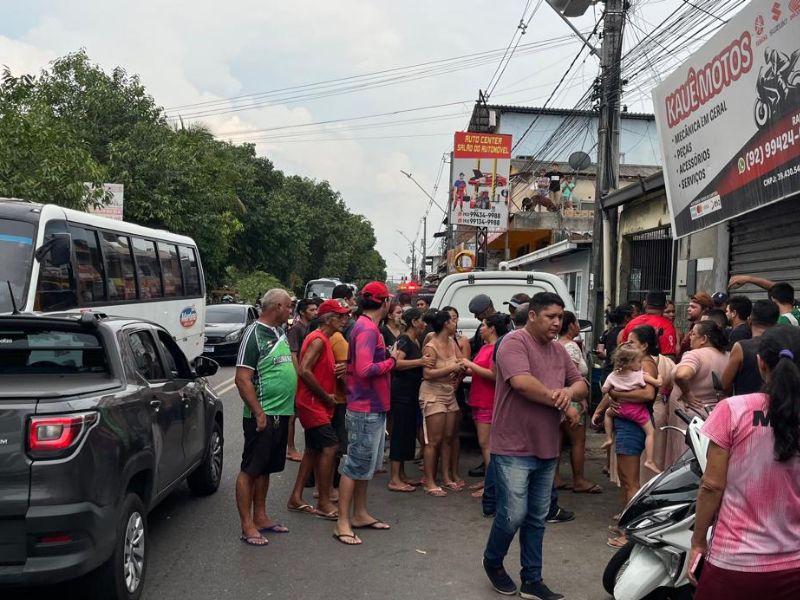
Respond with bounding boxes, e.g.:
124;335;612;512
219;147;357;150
450;131;512;231
86;183;125;220
652;0;800;238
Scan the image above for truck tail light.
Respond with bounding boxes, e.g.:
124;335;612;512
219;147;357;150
28;412;98;458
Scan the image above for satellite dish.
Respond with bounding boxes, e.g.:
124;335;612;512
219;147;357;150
568;151;592;171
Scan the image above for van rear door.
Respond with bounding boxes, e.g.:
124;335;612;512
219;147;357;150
0;400;34;565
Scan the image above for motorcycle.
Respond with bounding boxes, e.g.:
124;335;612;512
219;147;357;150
602;407;710;600
754;49;800;128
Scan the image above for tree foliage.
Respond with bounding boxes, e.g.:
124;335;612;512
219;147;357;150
0;51;387;291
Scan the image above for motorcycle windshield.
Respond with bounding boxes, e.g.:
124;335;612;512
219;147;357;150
619;458;701;527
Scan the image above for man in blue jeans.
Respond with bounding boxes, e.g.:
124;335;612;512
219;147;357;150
483;292;587;600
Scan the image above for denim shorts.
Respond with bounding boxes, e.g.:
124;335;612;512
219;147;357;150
614;416;645;456
340;410;386;480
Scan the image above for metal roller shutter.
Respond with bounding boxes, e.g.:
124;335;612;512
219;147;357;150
728;197;800;301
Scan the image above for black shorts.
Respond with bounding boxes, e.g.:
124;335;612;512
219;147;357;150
304;423;340;452
241;415;289;477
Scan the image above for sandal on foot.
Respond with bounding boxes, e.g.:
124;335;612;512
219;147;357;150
424;487;447;497
314;510;339;521
387;483;416;493
240;534;268;546
442;481;464;492
332;532;362;545
258;523;289;534
607;536;628;549
287;504;316;514
470;488;484;498
573;483;603;494
353;520;390;530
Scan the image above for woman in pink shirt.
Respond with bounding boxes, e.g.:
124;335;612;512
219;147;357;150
461;313;511;497
689;326;800;599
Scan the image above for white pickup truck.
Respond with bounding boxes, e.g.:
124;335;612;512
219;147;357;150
429;270;579;340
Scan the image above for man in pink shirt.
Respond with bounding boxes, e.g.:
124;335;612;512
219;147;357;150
333;281;398;546
482;292;587;600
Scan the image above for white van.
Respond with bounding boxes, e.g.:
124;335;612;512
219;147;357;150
430;271;579;340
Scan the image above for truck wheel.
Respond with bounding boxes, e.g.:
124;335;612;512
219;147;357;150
188;420;223;496
602;540;634;595
92;493;147;600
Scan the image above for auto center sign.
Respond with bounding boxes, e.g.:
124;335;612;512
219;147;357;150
450;131;512;232
652;0;800;238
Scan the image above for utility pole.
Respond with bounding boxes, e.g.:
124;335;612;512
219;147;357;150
421;216;427;281
587;0;626;331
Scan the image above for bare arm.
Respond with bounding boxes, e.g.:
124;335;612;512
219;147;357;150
688;442;729;584
235;366;266;431
720;343;743;396
298;338;335;406
643;373;663;387
462;358;495;382
728;274;775;291
395;347;433;371
508;374;557;406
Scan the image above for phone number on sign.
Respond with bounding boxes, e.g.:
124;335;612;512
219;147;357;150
740;126;800;173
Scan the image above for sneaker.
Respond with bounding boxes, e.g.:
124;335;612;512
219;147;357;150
469;462;486;477
519;580;564;600
546;508;575;524
482;558;517;595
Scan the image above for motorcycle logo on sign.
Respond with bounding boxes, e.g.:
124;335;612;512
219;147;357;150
754;48;800;128
180;306;198;328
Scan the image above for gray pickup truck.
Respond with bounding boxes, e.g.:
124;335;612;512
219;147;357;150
0;312;223;600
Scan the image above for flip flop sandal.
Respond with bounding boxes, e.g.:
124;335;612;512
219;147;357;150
554;483;574;490
608;525;623;536
353;520;390;530
240;535;269;546
573;483;603;494
258;523;289;534
470;488;484;498
607;536;628;549
442;481;464;492
468;481;485;491
288;504;316;514
314;510;339;521
424;487;447;497
404;479;424;487
387;484;416;493
332;533;362;546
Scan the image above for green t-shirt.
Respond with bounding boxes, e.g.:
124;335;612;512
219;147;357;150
237;322;297;417
777;308;800;326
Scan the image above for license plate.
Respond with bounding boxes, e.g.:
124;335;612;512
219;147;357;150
204;346;214;353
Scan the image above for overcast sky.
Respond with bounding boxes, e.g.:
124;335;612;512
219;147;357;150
1;0;739;281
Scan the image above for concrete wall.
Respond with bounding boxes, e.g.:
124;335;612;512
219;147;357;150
498;111;661;166
522;250;591;319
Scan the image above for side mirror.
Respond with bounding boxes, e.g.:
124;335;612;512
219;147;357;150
194;355;219;378
34;233;72;266
579;319;593;332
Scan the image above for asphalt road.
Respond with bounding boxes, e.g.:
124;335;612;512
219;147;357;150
9;365;624;600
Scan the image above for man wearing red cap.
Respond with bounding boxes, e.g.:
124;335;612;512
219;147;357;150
334;281;398;546
287;299;351;520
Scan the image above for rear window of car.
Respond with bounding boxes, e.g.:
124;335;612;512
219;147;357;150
0;324;108;374
444;282;553;318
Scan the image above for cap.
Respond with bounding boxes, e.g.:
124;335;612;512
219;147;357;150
503;292;531;309
712;291;729;306
361;281;393;301
317;299;351;316
468;293;493;316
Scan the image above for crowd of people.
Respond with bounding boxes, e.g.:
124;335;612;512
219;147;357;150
231;274;799;599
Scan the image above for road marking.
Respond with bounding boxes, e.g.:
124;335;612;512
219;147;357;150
214;377;237;396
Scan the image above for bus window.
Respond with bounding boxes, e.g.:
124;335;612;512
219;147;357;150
35;220;77;312
179;245;201;297
69;226;106;303
100;232;137;301
158;243;183;297
131;237;162;299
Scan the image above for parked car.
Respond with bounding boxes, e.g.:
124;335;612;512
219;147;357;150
0;312;223;600
203;303;258;362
